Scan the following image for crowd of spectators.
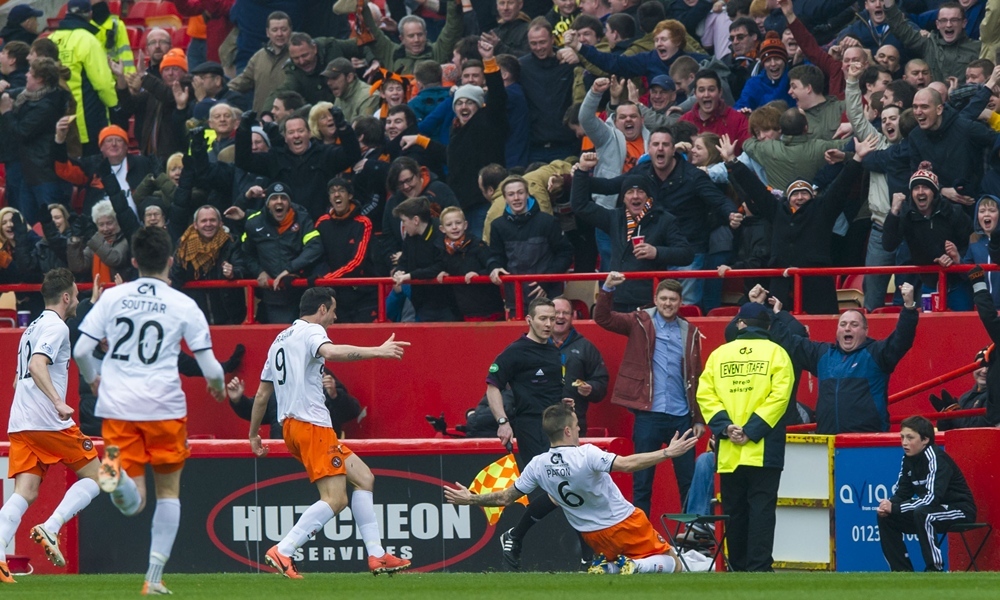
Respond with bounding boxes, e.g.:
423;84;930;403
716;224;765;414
3;0;1000;333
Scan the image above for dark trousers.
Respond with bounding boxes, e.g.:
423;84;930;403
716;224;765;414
512;414;550;467
631;411;695;518
878;503;975;571
720;465;782;572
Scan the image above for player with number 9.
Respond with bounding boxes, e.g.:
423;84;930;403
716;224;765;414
74;227;226;595
249;287;412;578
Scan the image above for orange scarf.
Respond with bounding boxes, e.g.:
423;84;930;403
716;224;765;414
92;253;112;283
176;225;231;279
328;204;356;221
0;242;12;269
444;235;469;255
277;208;297;234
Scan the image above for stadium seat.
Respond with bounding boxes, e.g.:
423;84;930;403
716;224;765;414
128;1;162;23
108;0;122;15
678;304;702;318
0;308;16;328
147;2;183;28
839;273;865;291
706;306;739;317
871;305;903;314
171;27;191;49
661;513;730;572
569;299;589;320
126;25;144;51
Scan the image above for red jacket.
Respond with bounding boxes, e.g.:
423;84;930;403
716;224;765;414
679;102;750;154
593;288;704;422
788;17;845;100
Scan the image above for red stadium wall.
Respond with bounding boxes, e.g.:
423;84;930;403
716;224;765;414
0;313;991;525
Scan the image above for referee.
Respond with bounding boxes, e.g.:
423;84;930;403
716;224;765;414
485;297;572;570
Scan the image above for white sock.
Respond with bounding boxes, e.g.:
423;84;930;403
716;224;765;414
351;490;386;558
146;498;180;584
0;494;29;562
634;554;679;573
680;549;715;572
44;478;100;535
110;472;142;516
277;500;334;557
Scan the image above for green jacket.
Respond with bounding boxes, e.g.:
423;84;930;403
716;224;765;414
269;37;364;108
742;134;847;192
228;44;290;113
364;1;464;74
697;329;794;473
336;78;380;123
50;16;119;145
981;0;1000;60
886;4;981;82
802;97;845;141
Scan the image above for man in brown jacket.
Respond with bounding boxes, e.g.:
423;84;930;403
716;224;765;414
594;271;705;517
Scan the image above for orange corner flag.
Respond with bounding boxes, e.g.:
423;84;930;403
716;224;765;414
468;451;529;525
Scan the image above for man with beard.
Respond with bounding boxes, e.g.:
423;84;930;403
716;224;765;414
875;43;902;77
885;0;981;82
314;178;379;323
233;182;323;323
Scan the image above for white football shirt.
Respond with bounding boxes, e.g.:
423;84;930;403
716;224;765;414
261;320;333;428
514;444;634;532
9;310;74;433
79;277;213;420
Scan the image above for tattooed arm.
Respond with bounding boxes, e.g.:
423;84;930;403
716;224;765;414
318;334;410;361
443;482;525;507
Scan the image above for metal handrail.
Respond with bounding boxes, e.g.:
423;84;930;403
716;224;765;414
0;264;993;323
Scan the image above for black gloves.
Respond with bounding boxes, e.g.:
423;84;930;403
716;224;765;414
929;390;958;413
98;158;123;198
240;110;258;131
189;126;208;153
329;106;346;130
261;120;281;147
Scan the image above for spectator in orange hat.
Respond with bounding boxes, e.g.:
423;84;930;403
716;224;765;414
735;31;793;110
113;47;192;161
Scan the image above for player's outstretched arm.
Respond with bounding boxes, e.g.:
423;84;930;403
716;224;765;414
319;333;410;362
611;429;698;473
248;380;274;457
443;482;525;507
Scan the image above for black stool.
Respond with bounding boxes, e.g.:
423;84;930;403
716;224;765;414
660;513;730;572
935;522;993;572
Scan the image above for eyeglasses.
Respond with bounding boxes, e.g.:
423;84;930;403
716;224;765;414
936;17;964;25
147;39;172;47
398;172;420;189
729;33;748;42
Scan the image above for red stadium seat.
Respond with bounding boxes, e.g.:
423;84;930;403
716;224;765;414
126;25;144;51
839;273;864;291
171;27;190;49
706;306;739;317
678;304;702;318
0;309;16;328
128;1;162;23
108;0;122;15
872;305;903;314
569;299;589;319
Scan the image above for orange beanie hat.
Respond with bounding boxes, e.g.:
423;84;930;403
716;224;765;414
160;47;188;72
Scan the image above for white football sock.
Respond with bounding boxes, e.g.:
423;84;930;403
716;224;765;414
0;493;29;562
110;472;142;516
352;490;386;558
146;498;180;584
44;478;100;535
277;500;334;557
633;554;679;573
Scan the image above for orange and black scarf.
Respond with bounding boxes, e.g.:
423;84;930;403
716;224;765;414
176;225;230;279
444;235;470;255
276;207;297;234
625;200;652;242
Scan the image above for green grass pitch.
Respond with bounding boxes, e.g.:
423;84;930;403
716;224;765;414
2;572;999;599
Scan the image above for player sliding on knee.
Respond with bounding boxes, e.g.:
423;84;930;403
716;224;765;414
249;287;412;578
445;404;700;574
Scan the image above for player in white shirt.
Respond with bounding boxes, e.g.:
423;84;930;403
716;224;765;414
445;404;709;574
0;269;103;583
73;227;225;595
249;287;412;578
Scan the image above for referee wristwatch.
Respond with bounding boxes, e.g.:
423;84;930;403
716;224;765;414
497;417;509;426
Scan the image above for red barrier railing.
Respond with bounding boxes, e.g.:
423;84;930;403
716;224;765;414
0;264;992;323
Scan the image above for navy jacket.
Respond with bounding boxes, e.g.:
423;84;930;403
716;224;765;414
770;307;918;434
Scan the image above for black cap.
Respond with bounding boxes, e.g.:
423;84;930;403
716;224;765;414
190;61;225;77
327;177;354;195
321;58;353;79
10;5;44;23
620;174;656;201
265;181;291;200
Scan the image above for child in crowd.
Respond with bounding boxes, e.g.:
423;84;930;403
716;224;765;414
436;206;505;321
